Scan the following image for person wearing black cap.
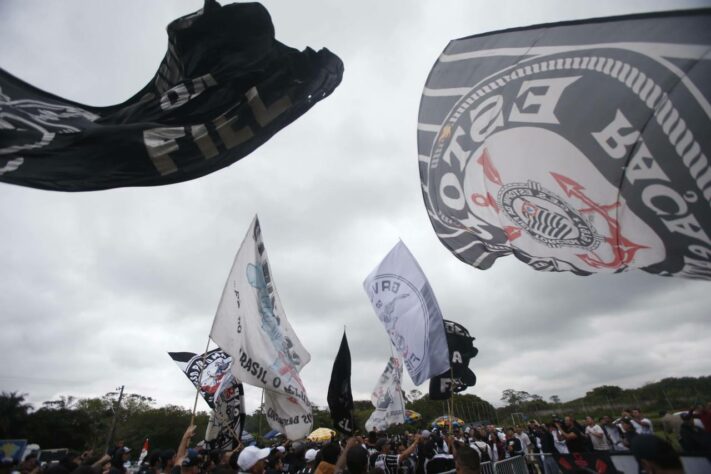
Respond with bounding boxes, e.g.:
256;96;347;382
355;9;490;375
371;435;421;474
629;435;683;474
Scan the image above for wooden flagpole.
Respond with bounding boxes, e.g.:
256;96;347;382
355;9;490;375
191;335;212;426
258;389;265;437
448;366;454;434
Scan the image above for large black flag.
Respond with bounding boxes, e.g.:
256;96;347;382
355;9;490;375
429;320;478;400
327;332;355;434
0;0;343;191
418;10;711;279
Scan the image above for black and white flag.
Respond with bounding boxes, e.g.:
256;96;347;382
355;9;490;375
0;0;342;191
327;332;355;435
365;357;405;432
209;216;312;440
418;10;711;279
168;349;245;447
429;320;478;400
363;241;450;386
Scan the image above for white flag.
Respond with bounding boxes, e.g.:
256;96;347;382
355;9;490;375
210;216;312;440
365;357;405;432
363;241;450;386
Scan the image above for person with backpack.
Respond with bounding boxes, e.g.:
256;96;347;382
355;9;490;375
468;431;491;463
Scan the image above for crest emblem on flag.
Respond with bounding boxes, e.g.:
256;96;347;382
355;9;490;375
419;10;711;278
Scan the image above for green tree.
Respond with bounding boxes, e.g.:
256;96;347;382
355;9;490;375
0;392;32;438
74;397;113;450
501;389;530;406
42;396;78;410
585;385;623;400
311;406;333;431
117;405;207;451
25;407;94;449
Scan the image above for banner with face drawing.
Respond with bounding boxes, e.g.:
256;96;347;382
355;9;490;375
169;349;245;447
210;216;312;440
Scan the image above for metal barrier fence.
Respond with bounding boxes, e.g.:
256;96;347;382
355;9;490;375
480;460;495;474
492;456;529;474
521;452;711;474
441;456;528;474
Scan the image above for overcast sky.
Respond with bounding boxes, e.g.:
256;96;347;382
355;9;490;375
1;0;710;421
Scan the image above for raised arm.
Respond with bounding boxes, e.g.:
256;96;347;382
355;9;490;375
399;434;421;461
176;424;197;464
335;437;362;473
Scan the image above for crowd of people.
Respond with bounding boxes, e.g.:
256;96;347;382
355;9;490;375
7;405;711;474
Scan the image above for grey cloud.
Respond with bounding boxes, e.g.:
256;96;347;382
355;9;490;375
2;0;710;415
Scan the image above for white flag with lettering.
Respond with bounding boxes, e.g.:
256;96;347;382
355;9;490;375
363;241;450;385
210;216;312;440
365;357;405;432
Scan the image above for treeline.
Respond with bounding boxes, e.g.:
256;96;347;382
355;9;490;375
0;392;209;453
2;375;708;451
495;375;711;423
1;390;493;451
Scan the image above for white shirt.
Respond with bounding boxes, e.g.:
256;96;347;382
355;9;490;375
515;432;532;453
585;424;610;451
551;429;569;454
603;424;625;451
631;418;653;435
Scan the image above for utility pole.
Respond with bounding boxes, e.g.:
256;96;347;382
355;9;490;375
106;385;125;453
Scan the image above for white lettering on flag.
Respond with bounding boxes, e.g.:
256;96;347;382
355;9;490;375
210;216;312;440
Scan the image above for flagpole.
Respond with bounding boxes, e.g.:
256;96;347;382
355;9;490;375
191;335;212;426
258;389;265;437
448;366;454;434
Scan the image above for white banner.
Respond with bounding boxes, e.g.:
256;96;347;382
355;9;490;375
363;241;450;385
365;357;405;432
210;216;312;440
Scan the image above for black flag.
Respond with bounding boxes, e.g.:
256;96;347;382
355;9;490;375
0;0;343;191
429;320;478;400
418;10;711;279
327;332;355;434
